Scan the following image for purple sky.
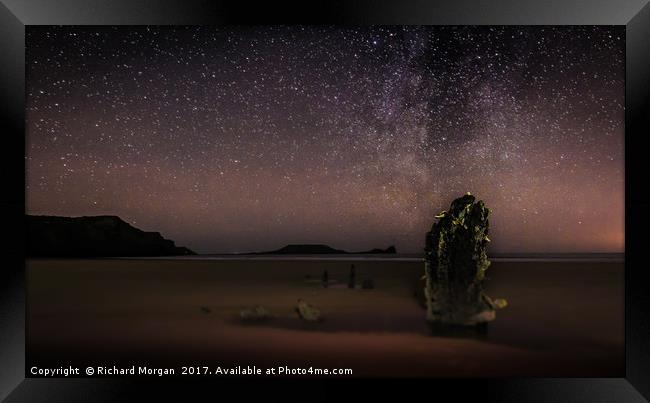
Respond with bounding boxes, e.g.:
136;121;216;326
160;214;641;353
26;26;624;253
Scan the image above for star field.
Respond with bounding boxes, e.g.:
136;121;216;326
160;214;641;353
26;26;624;253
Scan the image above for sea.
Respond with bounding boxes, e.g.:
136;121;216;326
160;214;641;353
122;252;624;262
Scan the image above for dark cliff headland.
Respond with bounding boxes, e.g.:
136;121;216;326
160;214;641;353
26;215;195;257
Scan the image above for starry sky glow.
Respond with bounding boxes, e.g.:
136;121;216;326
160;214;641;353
26;26;624;254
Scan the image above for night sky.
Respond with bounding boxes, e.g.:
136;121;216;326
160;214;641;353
26;26;624;254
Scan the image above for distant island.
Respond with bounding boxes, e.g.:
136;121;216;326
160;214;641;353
26;215;195;257
254;244;397;255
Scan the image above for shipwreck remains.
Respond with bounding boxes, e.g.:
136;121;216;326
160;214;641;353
423;193;506;327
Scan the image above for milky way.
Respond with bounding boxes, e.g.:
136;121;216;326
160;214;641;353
26;26;624;253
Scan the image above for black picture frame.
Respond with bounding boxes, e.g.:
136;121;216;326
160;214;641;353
1;0;649;401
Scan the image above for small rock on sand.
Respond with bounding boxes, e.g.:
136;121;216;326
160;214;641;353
295;299;321;322
239;305;271;321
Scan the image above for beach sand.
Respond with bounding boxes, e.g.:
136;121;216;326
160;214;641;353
26;258;623;377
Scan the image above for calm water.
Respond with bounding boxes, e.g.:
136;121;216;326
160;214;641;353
120;253;624;262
